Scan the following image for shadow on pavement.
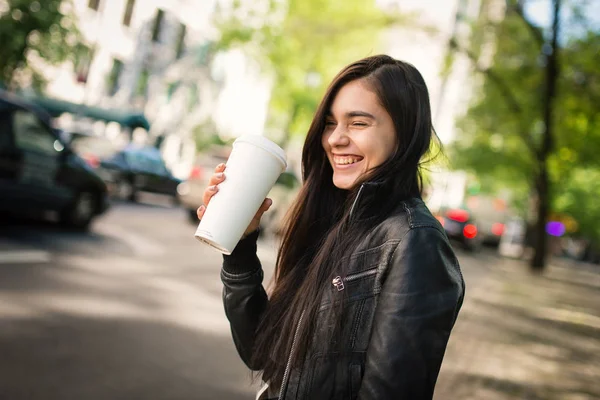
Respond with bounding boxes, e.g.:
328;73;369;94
0;216;132;256
435;259;600;400
0;314;255;400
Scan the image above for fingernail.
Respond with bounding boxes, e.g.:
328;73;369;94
216;173;224;179
210;185;217;191
218;163;225;169
199;205;205;212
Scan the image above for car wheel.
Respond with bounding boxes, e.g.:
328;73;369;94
116;178;137;202
61;191;96;230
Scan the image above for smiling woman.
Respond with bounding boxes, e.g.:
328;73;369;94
199;55;466;400
322;80;397;190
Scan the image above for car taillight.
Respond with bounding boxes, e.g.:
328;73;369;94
463;224;478;239
83;153;100;169
492;223;505;236
447;209;470;223
189;166;203;180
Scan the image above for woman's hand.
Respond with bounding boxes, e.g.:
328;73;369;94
196;163;273;238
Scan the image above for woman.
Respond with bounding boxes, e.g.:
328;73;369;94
197;55;465;399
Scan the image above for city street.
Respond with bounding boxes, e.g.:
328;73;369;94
0;198;524;399
2;0;598;398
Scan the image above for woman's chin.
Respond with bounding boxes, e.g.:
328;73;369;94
332;176;358;190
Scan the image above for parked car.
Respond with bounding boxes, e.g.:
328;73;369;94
436;208;483;252
178;145;300;235
0;92;109;229
66;131;120;165
62;130;181;203
96;146;182;203
464;195;510;247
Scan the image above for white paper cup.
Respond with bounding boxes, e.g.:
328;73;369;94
194;134;287;254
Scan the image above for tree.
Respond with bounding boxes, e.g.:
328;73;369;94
0;0;82;90
213;0;417;148
449;0;600;271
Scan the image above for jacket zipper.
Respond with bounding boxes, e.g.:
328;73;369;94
278;184;367;398
332;268;378;291
348;183;366;220
278;310;304;400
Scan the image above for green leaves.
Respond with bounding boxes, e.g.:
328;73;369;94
450;0;600;241
0;0;82;90
213;0;409;146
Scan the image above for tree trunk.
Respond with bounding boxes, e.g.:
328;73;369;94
530;0;561;272
531;166;549;271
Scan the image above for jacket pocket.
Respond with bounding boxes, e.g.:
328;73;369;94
332;266;378;292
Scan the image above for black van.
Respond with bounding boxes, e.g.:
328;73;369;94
0;92;109;229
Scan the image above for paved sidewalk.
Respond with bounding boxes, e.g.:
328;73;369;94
435;257;600;400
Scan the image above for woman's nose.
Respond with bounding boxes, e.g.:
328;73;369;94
327;125;350;147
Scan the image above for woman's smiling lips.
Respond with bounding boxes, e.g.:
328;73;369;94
332;154;364;169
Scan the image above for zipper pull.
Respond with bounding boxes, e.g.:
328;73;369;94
332;276;345;291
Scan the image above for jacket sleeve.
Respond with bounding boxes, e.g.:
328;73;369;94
221;229;269;370
358;227;465;399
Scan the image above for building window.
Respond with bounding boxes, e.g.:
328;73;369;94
74;46;94;84
122;0;135;26
175;23;186;59
151;9;164;42
88;0;100;11
107;59;123;95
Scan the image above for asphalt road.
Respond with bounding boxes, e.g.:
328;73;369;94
0;196;495;400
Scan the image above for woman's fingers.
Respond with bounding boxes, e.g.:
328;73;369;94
201;164;227;208
252;198;273;221
215;163;226;173
208;164;226;186
196;204;206;220
244;198;273;235
257;198;273;217
201;184;219;208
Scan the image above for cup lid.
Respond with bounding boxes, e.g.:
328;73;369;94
233;134;287;170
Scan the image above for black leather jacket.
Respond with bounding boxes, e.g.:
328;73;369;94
221;190;465;400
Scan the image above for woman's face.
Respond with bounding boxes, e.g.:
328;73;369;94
321;79;397;190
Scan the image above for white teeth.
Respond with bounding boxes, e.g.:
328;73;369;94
334;156;361;165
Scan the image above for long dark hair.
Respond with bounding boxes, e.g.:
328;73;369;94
252;55;439;385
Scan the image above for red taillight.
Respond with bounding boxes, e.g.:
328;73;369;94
435;216;445;227
189;166;203;180
492;223;505;236
447;209;470;223
83;153;100;169
463;224;478;239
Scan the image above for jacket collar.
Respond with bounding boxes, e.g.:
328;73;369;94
349;181;388;221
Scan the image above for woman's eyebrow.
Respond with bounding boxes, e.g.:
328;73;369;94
346;111;375;119
327;111;376;119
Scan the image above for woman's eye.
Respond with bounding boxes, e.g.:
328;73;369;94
325;121;336;126
352;122;368;127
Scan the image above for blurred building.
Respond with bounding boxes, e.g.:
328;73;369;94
40;0;271;179
47;1;214;111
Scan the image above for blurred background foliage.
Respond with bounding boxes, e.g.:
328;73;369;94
0;0;83;91
213;0;423;148
449;0;600;262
